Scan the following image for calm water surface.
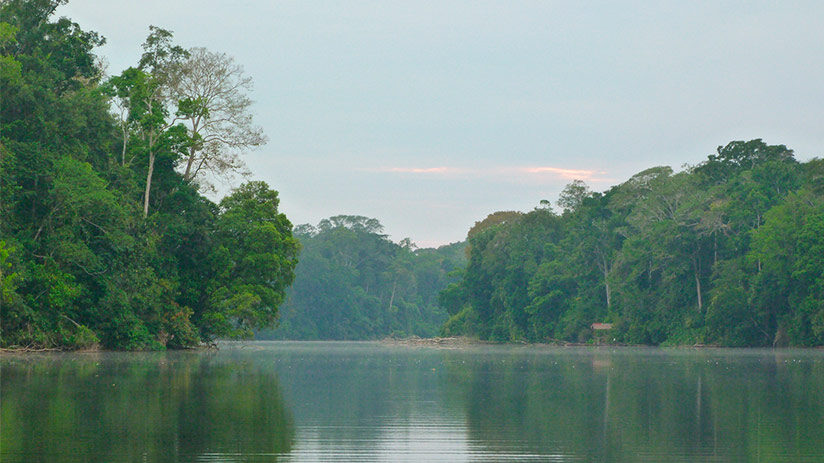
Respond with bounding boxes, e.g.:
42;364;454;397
2;342;824;462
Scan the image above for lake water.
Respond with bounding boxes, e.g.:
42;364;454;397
2;341;824;462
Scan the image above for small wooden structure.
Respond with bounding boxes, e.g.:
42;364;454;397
590;322;614;344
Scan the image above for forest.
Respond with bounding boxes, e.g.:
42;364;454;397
0;0;299;349
3;1;824;350
440;140;824;347
258;215;464;340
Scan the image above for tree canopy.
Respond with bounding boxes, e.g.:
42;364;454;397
0;1;295;349
441;139;824;347
258;216;465;340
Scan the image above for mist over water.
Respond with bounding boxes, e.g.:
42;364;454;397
3;342;824;462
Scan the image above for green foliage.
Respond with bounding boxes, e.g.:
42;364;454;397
442;142;824;346
204;181;299;339
440;305;479;338
0;241;18;304
0;4;295;349
2;352;295;459
258;216;465;340
557;179;591;213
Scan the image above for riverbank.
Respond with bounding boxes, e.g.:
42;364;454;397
380;336;624;348
0;343;219;353
380;336;485;348
379;336;738;349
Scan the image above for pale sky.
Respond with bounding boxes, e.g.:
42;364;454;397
58;1;824;247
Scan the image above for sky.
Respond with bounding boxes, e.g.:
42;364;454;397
57;1;824;247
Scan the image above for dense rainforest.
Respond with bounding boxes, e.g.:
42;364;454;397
441;140;824;347
258;215;465;340
3;2;824;351
0;0;299;349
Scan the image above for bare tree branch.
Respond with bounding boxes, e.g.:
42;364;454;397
167;47;267;188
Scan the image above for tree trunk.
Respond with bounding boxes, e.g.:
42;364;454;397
388;280;396;312
121;125;129;166
143;149;155;218
183;149;196;181
182;118;201;181
605;277;611;309
694;256;703;313
142;99;157;218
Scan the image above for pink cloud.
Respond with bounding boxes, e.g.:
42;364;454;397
519;166;611;182
366;164;614;183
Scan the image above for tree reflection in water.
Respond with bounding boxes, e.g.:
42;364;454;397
3;344;824;462
0;350;294;463
441;348;824;462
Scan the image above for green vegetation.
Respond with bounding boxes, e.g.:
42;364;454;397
259;215;465;340
0;0;298;349
3;2;822;349
442;349;824;460
441;140;824;346
1;352;295;458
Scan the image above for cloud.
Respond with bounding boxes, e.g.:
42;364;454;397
519;166;613;183
366;164;614;183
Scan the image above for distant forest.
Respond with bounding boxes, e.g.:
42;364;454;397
262;139;824;348
258;215;465;340
441;140;824;347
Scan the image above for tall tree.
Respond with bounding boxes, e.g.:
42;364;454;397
0;3;298;349
204;181;299;339
107;27;189;218
167;47;266;185
136;26;188;218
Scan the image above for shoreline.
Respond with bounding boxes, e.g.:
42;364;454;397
0;343;215;354
380;336;709;349
378;336;824;350
4;338;824;352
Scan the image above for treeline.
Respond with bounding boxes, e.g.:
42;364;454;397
0;0;298;349
258;216;465;340
441;140;824;346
